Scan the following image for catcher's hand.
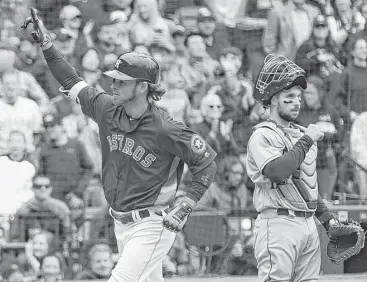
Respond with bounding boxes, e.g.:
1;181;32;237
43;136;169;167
326;221;366;264
163;197;195;233
21;7;48;44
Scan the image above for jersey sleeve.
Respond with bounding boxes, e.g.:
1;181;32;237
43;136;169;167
160;121;217;174
247;131;283;172
67;81;113;124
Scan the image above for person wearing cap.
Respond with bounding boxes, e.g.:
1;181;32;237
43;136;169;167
38;113;93;226
196;7;231;60
59;5;82;39
23;8;217;282
171;25;189;65
59;4;95;55
295;14;342;78
50;28;77;65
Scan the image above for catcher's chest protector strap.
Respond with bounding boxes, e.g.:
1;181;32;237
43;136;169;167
253;120;318;210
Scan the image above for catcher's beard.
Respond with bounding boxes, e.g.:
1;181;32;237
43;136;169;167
277;101;299;122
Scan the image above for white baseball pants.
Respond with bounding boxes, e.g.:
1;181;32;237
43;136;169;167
108;209;176;282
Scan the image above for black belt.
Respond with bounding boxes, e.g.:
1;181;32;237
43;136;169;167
111;208;163;224
277;208;314;218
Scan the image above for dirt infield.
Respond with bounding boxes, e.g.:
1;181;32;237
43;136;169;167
166;274;367;282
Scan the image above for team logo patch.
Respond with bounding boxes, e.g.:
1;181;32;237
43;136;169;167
115;59;122;69
190;134;206;154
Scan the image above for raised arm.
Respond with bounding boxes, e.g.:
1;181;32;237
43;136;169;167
21;8;112;123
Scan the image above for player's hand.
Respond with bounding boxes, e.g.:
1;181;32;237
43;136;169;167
163;197;196;233
21;7;48;44
305;124;324;142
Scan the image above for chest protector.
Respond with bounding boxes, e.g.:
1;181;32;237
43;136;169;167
254;121;318;211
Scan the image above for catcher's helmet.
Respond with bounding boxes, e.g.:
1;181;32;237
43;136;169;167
254;54;307;103
104;52;160;84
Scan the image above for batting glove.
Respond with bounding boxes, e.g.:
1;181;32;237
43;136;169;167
163;197;196;233
21;7;51;46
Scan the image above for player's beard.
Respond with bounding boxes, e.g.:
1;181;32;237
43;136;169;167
278;104;299;122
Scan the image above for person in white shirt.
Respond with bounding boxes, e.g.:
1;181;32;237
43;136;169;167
350;111;367;197
0;130;36;215
0;69;43;154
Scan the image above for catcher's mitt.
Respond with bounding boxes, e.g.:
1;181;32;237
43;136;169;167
326;221;366;264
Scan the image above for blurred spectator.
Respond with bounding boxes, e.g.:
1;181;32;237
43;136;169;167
328;0;365;46
59;5;82;39
230;0;272;81
15;174;72;235
192;93;240;162
164;233;200;277
155;60;191;124
50;28;78;66
195;155;251;274
334;38;367;126
59;5;94;55
348;1;367;48
1;264;24;282
0;46;50;111
37;253;66;282
75;243;114;279
148;41;174;65
35;0;69;30
132;43;150;54
38;114;93;226
128;0;175;47
103;0;135;21
62;103;102;176
17;230;57;277
17;35;56;99
0;0;29;43
208;47;255;153
350;111;367;196
296;75;342;200
263;0;320;60
171;25;189;66
180;31;219;108
76;47;104;92
196;155;250;213
0;130;35;215
0;69;44;154
296;14;343;78
196;7;231;60
93;19;123;60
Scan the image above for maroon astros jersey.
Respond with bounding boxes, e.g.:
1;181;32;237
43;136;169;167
75;86;217;212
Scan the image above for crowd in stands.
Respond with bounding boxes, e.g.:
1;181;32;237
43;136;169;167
1;0;367;280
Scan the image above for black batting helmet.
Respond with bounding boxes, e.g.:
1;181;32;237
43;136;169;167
104;52;160;84
254;54;307;104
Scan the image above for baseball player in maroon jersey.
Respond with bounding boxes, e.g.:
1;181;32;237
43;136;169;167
22;9;217;282
246;54;338;282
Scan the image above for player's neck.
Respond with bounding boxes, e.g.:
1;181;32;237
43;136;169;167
125;98;149;119
269;112;290;128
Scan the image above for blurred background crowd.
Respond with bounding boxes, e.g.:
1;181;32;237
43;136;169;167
1;0;367;281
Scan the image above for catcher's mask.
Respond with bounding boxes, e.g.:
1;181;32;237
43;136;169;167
104;52;160;84
254;54;307;105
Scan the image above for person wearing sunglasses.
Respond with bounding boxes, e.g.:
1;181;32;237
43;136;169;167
15;174;72;239
191;93;240;163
